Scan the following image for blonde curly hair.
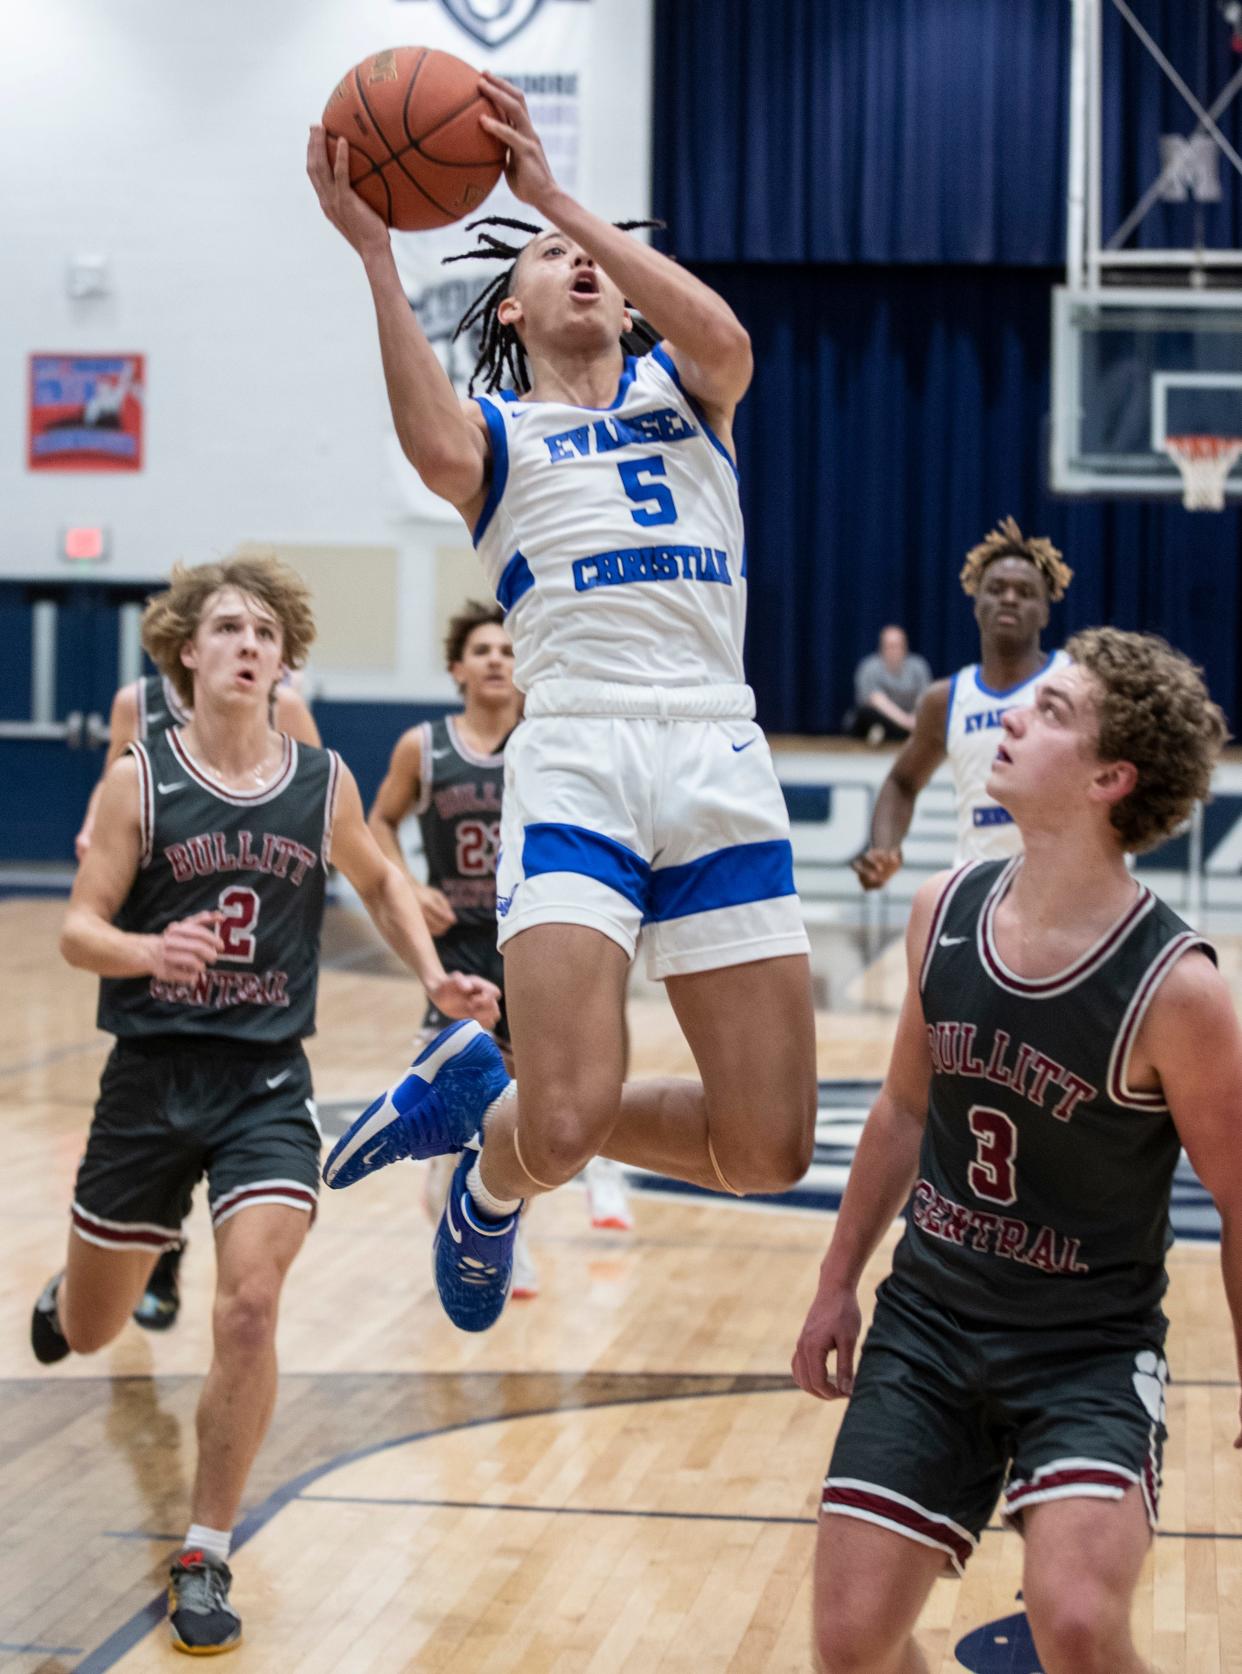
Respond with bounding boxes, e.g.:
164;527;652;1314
1068;627;1228;853
142;552;315;709
960;517;1073;602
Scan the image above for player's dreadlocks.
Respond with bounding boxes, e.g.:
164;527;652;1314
444;215;666;395
960;516;1073;603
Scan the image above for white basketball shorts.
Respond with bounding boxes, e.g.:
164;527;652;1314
495;680;810;980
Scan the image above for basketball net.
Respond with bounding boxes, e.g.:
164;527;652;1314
1163;434;1242;511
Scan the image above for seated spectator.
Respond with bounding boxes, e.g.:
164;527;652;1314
846;625;932;744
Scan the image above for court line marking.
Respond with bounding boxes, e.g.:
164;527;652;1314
69;1380;788;1673
293;1494;1242;1542
0;1645;83;1657
68;1371;1242;1672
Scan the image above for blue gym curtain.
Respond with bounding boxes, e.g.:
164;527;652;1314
652;1;1242;733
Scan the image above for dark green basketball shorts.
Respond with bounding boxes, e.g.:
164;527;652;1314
820;1276;1168;1574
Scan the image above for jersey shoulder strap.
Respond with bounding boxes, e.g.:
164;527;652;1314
918;859;1005;992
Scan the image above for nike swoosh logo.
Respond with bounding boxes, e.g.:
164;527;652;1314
432;747;451;759
362;1142;386;1167
157;781;184;794
444;1190;463;1244
939;935;967;947
731;740;756;753
266;1069;292;1089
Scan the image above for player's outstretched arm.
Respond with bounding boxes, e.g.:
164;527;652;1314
366;729;458;936
61;756;223;980
853;681;951;892
330;761;499;1026
305;126;490;515
791;873;942;1401
477;72;752;415
1136;951;1242;1447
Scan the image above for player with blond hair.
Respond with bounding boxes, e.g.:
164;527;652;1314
31;554;498;1654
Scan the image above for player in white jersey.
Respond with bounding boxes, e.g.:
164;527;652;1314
308;74;816;1332
854;519;1074;887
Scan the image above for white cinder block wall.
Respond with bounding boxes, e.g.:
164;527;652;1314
0;0;651;700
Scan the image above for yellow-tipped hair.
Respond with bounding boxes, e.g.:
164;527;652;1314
960;516;1073;602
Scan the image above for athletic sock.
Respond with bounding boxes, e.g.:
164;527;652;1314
466;1156;520;1221
480;1080;517;1140
183;1524;232;1565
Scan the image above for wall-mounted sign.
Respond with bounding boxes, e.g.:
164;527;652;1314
28;353;144;472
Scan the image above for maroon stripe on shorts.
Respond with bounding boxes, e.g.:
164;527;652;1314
71;1208;170;1249
820;1483;974;1569
1006;1466;1133;1507
211;1183;317;1222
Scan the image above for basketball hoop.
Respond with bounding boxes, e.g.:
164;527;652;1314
1162;434;1242;510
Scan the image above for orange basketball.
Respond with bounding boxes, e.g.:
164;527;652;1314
322;46;505;232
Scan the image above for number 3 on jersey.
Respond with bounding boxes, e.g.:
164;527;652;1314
619;457;677;527
967;1105;1018;1206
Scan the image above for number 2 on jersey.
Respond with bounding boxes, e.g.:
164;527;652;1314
967;1105;1018;1206
456;820;500;877
216;885;260;963
618;456;678;527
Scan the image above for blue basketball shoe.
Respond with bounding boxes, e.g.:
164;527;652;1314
323;1020;510;1190
433;1149;521;1332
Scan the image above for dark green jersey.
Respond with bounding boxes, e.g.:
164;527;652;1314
892;858;1214;1329
136;672;276;736
413;715;504;978
98;728;341;1044
137;673;190;738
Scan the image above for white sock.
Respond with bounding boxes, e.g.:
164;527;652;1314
466;1155;520;1221
183;1523;231;1564
480;1079;517;1140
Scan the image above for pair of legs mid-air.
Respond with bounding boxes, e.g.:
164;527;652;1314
419;1016;636;1302
326;919;817;1330
815;1489;1153;1674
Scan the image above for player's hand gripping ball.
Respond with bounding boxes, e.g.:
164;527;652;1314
322;46;505;231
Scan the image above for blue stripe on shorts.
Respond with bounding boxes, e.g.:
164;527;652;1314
521;823;650;912
645;839;796;924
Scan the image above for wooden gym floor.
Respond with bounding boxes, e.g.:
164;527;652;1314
2;895;1241;1673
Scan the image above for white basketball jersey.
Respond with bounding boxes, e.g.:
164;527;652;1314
472;345;747;692
945;649;1070;861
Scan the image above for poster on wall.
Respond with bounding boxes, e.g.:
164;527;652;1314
385;0;652;520
28;353;145;472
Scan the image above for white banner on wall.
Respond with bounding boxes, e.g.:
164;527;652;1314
385;0;653;521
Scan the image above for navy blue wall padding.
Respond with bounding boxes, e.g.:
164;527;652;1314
699;262;1242;734
651;0;1242;734
312;700;455;811
653;0;1242;265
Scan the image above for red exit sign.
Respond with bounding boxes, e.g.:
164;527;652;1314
61;526;110;562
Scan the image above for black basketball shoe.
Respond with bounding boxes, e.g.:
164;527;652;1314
134;1244;183;1332
31;1272;71;1365
168;1549;241;1655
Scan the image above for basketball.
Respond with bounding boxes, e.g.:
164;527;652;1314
322;46;505;232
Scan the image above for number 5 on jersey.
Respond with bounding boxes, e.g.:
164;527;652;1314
619;457;678;527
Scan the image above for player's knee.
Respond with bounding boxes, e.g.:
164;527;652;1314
710;1094;815;1194
1025;1584;1124;1674
815;1609;901;1674
213;1280;280;1357
517;1089;617;1186
518;1108;599;1186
